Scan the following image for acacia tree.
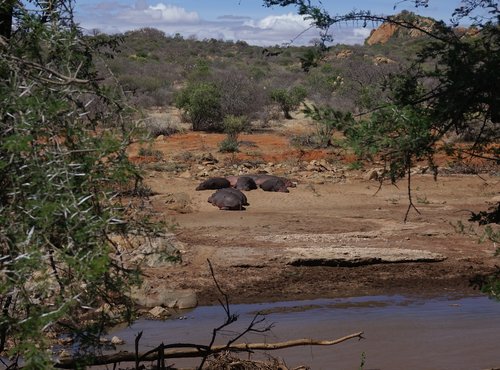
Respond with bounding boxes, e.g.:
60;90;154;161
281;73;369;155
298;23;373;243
0;1;158;367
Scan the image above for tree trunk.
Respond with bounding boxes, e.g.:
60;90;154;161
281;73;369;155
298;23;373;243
0;0;14;40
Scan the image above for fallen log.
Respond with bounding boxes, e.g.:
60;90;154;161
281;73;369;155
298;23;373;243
55;332;364;368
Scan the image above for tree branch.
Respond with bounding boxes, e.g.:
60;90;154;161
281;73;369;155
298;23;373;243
404;158;421;223
54;332;364;369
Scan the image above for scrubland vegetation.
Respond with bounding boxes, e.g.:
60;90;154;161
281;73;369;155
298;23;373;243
0;0;498;368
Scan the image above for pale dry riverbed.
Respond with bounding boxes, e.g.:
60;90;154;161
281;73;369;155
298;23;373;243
139;171;499;305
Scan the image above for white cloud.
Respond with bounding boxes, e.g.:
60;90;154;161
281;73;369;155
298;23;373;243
76;2;373;46
144;3;199;23
353;27;372;38
113;3;199;24
244;13;311;32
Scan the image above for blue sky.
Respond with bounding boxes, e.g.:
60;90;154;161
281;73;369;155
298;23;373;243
74;0;469;45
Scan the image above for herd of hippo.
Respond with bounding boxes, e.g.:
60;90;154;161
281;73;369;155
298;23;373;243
195;174;295;210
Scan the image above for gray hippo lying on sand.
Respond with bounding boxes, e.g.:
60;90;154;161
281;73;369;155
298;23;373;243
208;188;248;210
196;177;231;190
226;174;295;189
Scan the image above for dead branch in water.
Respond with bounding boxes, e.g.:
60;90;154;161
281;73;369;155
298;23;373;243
54;332;364;368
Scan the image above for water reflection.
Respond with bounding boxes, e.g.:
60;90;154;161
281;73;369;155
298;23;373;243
111;294;500;370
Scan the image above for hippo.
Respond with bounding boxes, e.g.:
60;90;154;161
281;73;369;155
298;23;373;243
208;188;247;210
196;177;231;191
246;174;296;188
235;176;258;191
225;175;239;187
218;187;249;205
259;178;289;193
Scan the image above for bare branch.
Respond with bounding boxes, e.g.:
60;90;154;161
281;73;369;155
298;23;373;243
54;332;365;368
404;160;421;223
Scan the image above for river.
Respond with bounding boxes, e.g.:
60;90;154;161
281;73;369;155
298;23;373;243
111;294;500;370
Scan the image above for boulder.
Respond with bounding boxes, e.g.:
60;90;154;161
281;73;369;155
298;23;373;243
131;288;198;309
148;306;171;319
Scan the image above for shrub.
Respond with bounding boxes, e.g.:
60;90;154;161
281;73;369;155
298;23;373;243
175;82;223;131
219;137;240;153
216;68;268;120
223;115;248;141
218;115;248;153
303;104;354;148
270;85;307;119
144;116;182;138
138;147;164;160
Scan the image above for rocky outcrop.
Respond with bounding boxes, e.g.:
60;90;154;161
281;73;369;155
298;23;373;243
366;22;399;45
365;11;436;45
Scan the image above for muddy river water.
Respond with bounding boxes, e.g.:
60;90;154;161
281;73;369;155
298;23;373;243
111;294;500;370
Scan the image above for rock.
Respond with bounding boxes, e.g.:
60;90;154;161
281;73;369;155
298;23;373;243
58;350;72;359
156;135;165;141
197;170;209;178
364;169;379;181
178;170;192;179
111;336;125;345
95;303;125;320
311;179;325;185
164;192;192;213
318;159;331;170
148;306;171;319
176;293;198;309
411;166;429;175
122;234;182;268
131;288;198;309
366;13;436;45
286;246;446;267
335;49;353;59
373;56;396;65
58;337;74;345
365;168;384;181
198;153;218;164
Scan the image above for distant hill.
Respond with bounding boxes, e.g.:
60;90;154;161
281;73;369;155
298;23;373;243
365;11;436;45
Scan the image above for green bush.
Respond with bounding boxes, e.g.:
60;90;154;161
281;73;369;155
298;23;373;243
219;137;240;153
270;85;307;119
0;2;164;366
175;82;223;131
218;115;248;153
223;115;248;141
303;104;354;148
345;105;434;182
